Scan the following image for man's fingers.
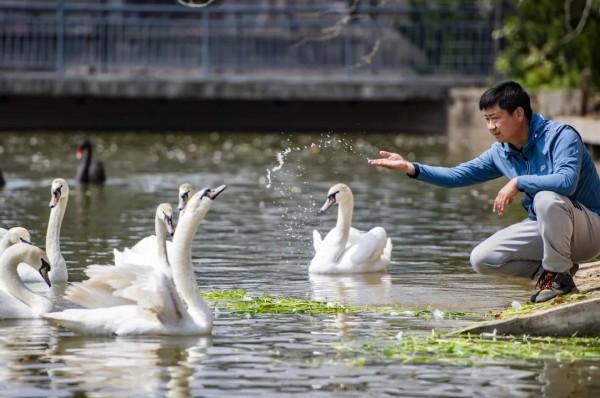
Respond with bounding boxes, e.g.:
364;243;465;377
379;151;392;158
368;159;398;170
368;159;386;167
494;194;512;216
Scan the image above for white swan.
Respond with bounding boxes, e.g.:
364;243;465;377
310;183;392;274
0;227;32;255
0;242;53;318
113;203;175;276
178;183;195;213
18;178;69;282
68;203;176;309
43;185;227;336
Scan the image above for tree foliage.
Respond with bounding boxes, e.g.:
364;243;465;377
496;0;600;88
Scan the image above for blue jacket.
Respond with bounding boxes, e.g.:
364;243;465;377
412;113;600;219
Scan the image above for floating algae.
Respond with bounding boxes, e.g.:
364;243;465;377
337;333;600;365
202;289;478;319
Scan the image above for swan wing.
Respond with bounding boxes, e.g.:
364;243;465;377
349;227;389;267
76;263;186;325
66;279;135;309
84;263;144;290
65;263;148;308
115;236;174;268
58;269;188;333
346;227;364;247
0;228;6;240
89;160;106;183
129;235;159;254
113;270;186;326
312;230;323;252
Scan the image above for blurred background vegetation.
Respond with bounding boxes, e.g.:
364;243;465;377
495;0;600;88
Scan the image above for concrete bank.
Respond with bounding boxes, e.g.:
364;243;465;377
455;262;600;337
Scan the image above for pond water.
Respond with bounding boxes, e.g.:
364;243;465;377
0;132;598;397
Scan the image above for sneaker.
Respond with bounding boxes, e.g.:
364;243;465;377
530;271;579;303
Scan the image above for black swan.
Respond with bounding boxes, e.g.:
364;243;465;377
75;140;106;184
0;169;5;187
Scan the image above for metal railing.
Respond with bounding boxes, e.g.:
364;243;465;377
0;1;498;78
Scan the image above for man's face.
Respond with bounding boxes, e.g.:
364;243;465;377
482;104;524;144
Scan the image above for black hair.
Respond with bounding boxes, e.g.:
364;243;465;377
479;81;532;122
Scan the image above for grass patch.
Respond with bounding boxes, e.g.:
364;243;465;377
341;333;600;364
202;289;480;319
490;292;593;319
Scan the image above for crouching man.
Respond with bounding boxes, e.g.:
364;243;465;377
368;81;600;302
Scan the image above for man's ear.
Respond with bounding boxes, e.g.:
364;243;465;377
515;106;525;120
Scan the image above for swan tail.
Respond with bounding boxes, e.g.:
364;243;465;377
312;230;322;252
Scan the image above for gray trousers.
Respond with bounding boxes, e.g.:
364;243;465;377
470;191;600;278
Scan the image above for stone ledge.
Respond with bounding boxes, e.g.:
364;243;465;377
555;115;600;146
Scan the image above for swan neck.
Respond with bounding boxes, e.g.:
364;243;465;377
76;148;92;181
46;197;67;263
335;198;353;238
155;216;170;273
0;251;40;309
171;206;213;328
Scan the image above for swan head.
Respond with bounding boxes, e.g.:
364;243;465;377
157;203;175;236
6;227;31;245
183;185;227;215
318;183;352;214
178;183;195;212
76;140;92;159
49;178;69;208
199;185;227;201
16;243;52;287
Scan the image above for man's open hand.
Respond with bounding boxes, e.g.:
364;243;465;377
368;151;415;175
493;178;519;216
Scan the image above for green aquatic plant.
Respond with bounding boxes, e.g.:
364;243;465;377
201;289;480;319
202;289;248;301
491;292;593;319
340;333;600;365
203;289;360;314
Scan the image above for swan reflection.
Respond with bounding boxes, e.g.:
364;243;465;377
45;335;211;396
309;272;392;306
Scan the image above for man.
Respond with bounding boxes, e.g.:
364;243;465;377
368;81;600;303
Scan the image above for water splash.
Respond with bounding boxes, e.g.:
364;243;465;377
265;147;291;188
264;134;380;260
